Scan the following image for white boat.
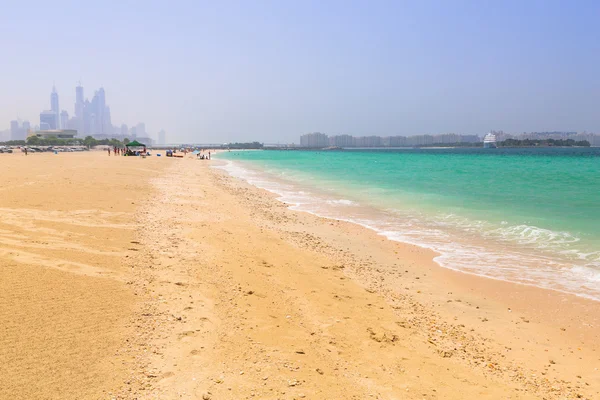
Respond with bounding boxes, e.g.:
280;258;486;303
483;133;497;148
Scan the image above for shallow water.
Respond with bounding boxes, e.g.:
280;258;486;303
216;148;600;300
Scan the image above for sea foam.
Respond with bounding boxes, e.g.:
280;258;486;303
215;159;600;301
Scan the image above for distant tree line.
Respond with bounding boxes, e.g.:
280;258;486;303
225;142;263;149
1;135;128;148
500;138;590;147
82;136;128;148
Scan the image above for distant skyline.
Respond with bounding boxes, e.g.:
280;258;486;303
1;0;599;143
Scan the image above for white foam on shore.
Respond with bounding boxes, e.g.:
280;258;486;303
215;159;600;301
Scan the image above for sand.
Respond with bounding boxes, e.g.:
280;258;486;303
1;150;598;399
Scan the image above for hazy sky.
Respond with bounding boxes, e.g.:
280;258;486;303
1;0;599;143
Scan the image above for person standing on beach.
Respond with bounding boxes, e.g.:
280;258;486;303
108;148;111;156
24;147;27;156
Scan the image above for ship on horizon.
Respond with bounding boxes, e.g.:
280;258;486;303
483;133;497;148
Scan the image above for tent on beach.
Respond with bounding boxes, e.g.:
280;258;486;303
125;140;145;148
125;140;147;156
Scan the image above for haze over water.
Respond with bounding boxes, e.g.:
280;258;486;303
218;148;600;300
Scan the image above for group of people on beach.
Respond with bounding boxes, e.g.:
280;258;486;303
108;146;147;156
197;151;211;160
108;147;124;156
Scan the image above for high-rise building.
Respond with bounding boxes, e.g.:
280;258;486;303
120;124;128;136
300;132;329;148
60;111;69;131
85;88;107;134
75;84;84;104
10;120;19;140
136;123;146;138
95;88;106;134
83;99;91;133
74;83;85;135
22;120;30;133
50;86;60;128
104;106;112;134
158;129;166;144
40;111;57;130
89;113;96;134
330;134;353;147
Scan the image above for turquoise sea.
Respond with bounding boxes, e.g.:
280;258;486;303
216;148;600;300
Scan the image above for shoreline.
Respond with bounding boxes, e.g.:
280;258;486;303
143;153;600;398
211;158;600;397
1;152;599;399
214;155;600;302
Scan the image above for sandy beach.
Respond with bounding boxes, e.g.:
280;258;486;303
1;150;599;399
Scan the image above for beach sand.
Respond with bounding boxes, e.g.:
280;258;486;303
1;151;598;399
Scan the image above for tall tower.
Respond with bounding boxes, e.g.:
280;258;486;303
50;85;60;129
93;87;106;134
60;111;69;130
75;83;85;135
10;120;19;140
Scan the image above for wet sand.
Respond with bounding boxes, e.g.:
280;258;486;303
1;150;598;399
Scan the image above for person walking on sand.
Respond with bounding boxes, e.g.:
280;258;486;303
24;147;28;156
108;148;111;156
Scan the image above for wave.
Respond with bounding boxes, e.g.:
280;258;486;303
215;159;600;301
327;199;359;206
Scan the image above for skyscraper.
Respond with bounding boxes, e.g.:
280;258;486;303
83;99;91;134
40;111;58;130
88;87;107;134
60;111;69;130
10;120;19;140
135;123;146;138
74;83;85;135
96;88;106;134
158;129;166;144
104;106;112;133
50;86;60;129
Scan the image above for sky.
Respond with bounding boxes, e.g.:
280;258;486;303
1;0;599;143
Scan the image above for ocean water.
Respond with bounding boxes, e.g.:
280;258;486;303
215;148;600;300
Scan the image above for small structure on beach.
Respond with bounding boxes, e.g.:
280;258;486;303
125;140;146;155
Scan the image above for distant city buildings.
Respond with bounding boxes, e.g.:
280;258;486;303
4;83;158;144
329;134;353;147
9;119;31;140
40;111;58;130
60;111;69;130
158;129;166;144
50;86;60;128
299;131;600;148
300;132;329;147
300;132;481;148
135;123;146;138
74;83;85;134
